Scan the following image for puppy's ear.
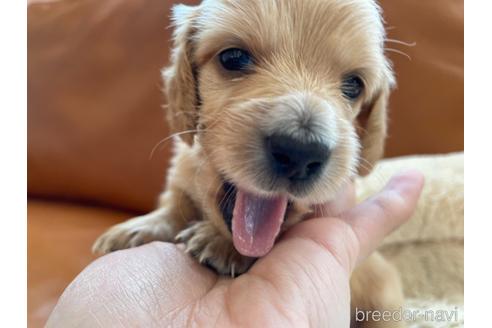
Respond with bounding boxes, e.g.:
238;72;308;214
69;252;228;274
163;5;200;145
356;81;392;176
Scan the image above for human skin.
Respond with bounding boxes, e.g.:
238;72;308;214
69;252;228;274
47;170;424;328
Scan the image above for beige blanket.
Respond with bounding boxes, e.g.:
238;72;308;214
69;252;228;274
357;152;464;327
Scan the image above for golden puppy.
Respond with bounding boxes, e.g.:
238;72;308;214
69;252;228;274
94;0;404;326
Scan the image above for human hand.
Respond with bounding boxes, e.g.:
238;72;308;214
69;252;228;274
47;171;424;327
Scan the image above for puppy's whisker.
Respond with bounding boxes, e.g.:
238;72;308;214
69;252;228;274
217;181;235;213
207;162;226;203
149;112;229;160
357;157;388;187
359;157;378;171
385;38;416;47
358;157;375;172
149;129;201;160
385;48;412;61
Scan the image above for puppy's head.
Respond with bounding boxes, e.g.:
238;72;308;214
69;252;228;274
164;0;394;257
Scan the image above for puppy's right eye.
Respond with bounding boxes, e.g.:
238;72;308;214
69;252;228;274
219;48;253;72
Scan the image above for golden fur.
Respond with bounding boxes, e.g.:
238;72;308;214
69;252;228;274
94;0;404;326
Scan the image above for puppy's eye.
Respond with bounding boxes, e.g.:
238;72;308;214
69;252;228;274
219;48;253;72
341;75;364;100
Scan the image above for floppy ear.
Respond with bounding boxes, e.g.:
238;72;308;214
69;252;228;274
162;4;200;145
356;84;391;176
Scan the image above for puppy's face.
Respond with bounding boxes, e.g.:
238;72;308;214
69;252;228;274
165;0;393;257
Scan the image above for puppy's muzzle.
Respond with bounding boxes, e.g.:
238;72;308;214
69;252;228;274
266;134;331;183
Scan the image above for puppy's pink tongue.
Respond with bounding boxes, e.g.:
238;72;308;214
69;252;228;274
232;188;288;257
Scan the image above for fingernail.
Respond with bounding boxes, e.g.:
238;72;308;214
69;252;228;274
388;169;425;193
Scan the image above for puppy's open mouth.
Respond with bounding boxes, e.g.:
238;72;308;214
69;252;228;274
219;182;288;257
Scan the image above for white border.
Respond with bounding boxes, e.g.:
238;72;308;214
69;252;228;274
465;1;491;326
0;0;27;326
0;0;477;326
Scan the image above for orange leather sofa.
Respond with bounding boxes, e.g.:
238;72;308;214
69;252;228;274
27;0;463;326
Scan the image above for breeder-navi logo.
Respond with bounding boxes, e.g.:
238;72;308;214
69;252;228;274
355;307;460;323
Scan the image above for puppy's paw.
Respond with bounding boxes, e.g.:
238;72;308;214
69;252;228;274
92;213;175;254
176;221;255;277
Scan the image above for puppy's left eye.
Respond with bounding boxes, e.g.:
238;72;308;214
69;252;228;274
219;48;253;72
341;75;364;100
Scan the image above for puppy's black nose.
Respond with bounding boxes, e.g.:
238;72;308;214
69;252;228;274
266;134;330;181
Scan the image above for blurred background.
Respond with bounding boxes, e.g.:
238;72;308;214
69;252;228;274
27;0;463;326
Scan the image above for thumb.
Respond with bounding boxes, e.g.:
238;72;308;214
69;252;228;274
279;170;424;272
342;169;425;264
